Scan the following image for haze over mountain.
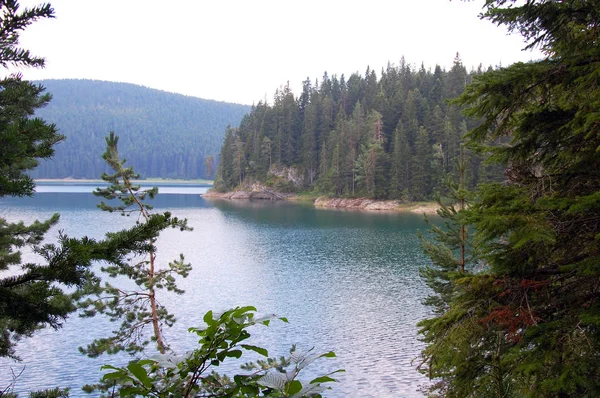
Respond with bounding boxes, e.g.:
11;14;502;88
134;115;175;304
30;79;250;180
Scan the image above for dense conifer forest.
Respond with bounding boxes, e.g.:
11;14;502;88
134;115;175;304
30;79;250;180
214;55;502;200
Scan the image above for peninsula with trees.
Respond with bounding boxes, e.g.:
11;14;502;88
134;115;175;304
209;55;503;211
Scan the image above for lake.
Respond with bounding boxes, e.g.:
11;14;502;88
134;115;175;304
0;183;433;397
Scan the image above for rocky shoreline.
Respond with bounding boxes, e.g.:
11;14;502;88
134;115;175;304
202;189;439;214
201;189;294;201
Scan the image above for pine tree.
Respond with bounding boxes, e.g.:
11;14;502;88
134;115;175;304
0;1;89;359
0;3;190;363
317;139;330;193
213;126;236;191
78;133;191;357
301;97;319;184
233;135;245;186
389;121;411;199
261;136;272;171
204;155;214;179
412;126;432;200
420;1;600;396
348;102;366;196
417;147;500;398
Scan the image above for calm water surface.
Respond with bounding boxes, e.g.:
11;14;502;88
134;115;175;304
0;183;433;397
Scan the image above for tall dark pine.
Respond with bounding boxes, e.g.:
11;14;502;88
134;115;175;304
412;126;432;200
417;147;489;397
419;0;600;396
0;1;81;359
389;121;411;199
0;2;159;362
213;126;236;191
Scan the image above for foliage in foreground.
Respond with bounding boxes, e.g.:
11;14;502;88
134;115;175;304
84;307;342;398
418;0;600;397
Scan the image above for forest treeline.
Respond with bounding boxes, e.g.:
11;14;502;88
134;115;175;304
214;55;502;199
30;79;250;180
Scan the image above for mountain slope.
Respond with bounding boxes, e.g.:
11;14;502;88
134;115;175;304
30;79;250;179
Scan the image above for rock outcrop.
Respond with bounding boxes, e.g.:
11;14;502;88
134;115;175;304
268;164;305;188
314;197;401;211
202;182;292;201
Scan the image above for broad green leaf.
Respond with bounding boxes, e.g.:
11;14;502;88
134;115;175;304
287;380;302;395
241;385;259;394
203;310;213;325
226;349;243;358
102;371;125;381
119;386;142;397
234;374;249;385
233;306;257;317
100;364;122;371
127;362;152;388
241;344;268;357
310;376;338;384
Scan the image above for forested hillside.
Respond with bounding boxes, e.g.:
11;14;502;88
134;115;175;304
215;55;502;200
30;79;250;179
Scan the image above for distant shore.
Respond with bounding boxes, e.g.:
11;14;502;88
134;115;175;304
35;178;214;185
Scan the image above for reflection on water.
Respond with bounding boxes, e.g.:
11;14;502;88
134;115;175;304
34;181;210;195
0;185;432;397
2;185;210;212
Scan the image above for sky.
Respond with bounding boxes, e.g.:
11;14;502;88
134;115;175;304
14;0;543;105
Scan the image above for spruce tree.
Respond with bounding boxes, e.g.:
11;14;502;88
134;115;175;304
301;99;318;184
0;1;91;359
389;121;411;199
0;3;186;363
420;1;600;396
417;147;498;398
213;127;236;191
412;126;432;200
203;155;214;180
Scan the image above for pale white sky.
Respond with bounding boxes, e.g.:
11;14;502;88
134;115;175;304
14;0;542;105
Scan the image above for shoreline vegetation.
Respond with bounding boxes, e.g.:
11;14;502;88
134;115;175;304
202;189;440;214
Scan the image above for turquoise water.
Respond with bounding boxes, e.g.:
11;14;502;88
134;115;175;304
0;184;433;397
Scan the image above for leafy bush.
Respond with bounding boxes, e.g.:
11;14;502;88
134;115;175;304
87;307;343;397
